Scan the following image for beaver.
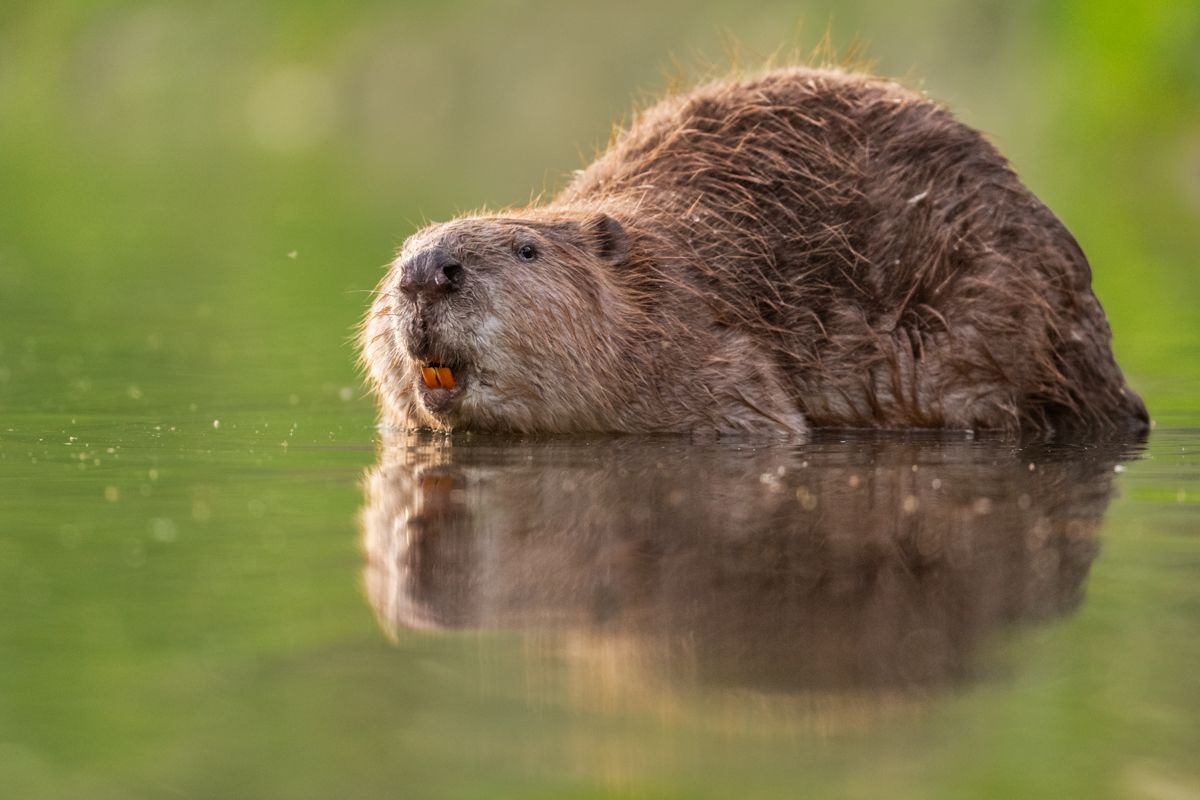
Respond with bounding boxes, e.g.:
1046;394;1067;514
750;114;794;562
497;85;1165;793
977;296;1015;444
361;66;1149;437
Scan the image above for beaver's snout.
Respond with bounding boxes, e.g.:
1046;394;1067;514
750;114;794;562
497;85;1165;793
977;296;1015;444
397;246;464;301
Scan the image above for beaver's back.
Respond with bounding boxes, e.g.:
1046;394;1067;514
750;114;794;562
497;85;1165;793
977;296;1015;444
557;68;1147;436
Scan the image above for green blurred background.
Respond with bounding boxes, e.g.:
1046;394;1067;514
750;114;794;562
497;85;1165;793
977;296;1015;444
1;0;1198;418
1;2;1199;798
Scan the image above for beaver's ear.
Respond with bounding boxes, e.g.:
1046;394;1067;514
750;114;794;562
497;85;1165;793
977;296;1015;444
580;213;629;264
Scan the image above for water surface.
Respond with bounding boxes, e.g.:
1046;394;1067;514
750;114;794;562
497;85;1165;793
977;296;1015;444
2;414;1198;798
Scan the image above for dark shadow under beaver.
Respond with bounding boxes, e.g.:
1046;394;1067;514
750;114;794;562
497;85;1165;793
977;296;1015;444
363;67;1148;438
360;433;1141;695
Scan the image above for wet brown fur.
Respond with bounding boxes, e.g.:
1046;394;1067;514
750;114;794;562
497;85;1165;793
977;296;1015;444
362;66;1148;437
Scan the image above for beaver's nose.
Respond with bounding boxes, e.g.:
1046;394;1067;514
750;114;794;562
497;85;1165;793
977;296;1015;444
397;247;463;300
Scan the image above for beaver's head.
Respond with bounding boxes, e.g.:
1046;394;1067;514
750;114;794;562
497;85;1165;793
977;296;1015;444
361;212;636;432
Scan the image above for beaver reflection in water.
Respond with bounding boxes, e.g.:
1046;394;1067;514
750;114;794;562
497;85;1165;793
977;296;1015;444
362;67;1148;437
360;434;1130;692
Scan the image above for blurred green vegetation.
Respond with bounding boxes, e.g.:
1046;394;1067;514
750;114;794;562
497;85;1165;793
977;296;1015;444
0;2;1198;798
1;0;1197;418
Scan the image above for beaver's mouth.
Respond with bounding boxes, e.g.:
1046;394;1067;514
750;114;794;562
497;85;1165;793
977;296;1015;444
415;360;469;413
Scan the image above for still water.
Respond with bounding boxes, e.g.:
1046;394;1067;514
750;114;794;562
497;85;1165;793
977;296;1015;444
2;400;1198;798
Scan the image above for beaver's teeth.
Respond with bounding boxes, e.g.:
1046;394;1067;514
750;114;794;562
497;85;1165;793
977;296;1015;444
421;367;440;389
435;367;456;390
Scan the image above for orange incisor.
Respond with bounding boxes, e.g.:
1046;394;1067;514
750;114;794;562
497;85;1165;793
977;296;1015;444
421;367;456;390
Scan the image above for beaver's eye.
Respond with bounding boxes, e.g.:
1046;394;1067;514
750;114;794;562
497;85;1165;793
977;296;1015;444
517;244;538;262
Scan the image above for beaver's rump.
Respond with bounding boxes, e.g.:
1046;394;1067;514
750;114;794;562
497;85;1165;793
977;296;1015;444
559;68;1146;435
